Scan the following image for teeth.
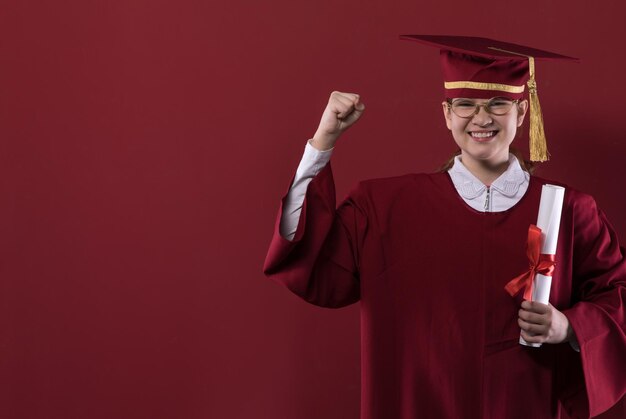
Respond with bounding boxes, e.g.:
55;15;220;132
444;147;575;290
470;131;495;138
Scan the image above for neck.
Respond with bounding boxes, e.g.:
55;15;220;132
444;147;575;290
459;152;511;186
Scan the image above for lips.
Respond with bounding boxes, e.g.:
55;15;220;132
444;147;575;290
468;130;498;142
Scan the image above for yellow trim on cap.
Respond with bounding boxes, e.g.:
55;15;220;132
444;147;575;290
444;81;525;94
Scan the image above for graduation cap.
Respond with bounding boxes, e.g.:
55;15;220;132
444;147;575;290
399;35;579;162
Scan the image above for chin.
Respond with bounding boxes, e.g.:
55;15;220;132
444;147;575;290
463;146;509;163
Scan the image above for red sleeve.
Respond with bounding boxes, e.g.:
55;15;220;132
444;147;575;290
561;193;626;418
262;162;366;308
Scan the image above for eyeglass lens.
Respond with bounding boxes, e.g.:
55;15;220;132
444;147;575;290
450;99;515;117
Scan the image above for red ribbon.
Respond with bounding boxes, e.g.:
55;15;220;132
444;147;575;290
505;224;556;300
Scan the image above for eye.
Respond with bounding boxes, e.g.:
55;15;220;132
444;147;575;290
454;101;475;108
489;100;511;106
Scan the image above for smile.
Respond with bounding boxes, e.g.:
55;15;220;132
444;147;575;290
468;131;498;141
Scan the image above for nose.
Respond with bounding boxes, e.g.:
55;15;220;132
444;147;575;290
472;104;492;126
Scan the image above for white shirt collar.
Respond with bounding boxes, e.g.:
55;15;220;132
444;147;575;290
448;153;528;199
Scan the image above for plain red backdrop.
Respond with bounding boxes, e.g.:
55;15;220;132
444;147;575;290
1;0;625;418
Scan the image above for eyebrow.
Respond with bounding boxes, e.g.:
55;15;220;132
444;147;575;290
451;97;514;104
454;97;512;101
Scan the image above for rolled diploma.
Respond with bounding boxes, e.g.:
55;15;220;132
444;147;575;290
520;184;565;347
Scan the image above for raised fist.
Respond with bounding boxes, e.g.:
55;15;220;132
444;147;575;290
311;91;365;150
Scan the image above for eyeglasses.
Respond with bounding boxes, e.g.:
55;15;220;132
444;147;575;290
446;98;520;118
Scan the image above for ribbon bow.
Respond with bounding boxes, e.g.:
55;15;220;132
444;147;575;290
505;224;556;300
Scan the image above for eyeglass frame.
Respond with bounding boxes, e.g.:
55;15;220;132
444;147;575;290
445;97;521;119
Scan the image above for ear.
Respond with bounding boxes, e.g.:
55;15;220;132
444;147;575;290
516;99;529;127
442;101;452;130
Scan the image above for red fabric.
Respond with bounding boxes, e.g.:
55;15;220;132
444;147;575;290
399;35;579;62
263;163;626;419
441;50;529;99
398;35;579;100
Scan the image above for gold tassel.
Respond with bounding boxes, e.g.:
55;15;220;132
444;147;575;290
487;48;550;162
527;57;549;162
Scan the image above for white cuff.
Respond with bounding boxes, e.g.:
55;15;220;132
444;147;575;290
296;139;333;179
279;140;333;241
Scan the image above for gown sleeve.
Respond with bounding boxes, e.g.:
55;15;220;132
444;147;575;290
262;162;367;308
560;192;626;418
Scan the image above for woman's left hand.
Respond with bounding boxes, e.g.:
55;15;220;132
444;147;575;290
518;300;573;344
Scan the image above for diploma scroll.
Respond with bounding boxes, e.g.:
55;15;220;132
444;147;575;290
520;184;565;347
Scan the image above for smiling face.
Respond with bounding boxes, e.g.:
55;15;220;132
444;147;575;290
442;97;529;168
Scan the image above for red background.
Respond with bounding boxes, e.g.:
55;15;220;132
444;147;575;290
1;0;625;418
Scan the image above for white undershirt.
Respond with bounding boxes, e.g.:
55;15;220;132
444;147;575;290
279;140;529;241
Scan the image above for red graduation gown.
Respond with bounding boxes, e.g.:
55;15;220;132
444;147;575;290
263;162;626;419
